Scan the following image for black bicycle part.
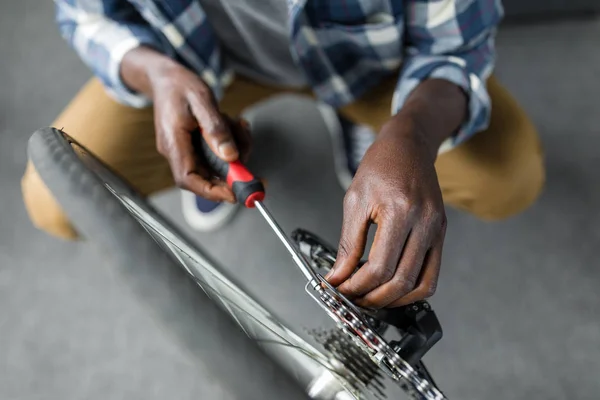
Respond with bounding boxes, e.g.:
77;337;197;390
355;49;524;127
291;228;443;367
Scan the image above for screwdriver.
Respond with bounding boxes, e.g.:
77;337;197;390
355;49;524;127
198;137;321;289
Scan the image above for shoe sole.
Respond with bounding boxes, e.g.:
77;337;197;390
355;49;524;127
181;190;240;232
316;103;354;191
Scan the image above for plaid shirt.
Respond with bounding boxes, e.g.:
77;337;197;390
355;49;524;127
55;0;503;147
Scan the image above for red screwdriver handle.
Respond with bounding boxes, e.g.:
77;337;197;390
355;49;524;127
199;135;265;208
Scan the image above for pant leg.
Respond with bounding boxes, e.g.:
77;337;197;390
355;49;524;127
217;75;311;117
22;76;300;240
338;75;545;220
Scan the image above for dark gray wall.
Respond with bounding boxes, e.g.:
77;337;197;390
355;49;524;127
503;0;600;18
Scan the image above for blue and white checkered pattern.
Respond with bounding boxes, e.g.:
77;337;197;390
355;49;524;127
54;0;503;148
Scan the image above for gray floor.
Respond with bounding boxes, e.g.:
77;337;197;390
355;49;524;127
1;2;599;400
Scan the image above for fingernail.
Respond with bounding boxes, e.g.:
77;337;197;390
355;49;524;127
324;267;336;281
219;141;237;158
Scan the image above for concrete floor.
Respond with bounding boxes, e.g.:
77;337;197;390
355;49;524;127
1;2;599;400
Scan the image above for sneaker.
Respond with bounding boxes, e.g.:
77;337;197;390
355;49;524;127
181;190;239;232
317;103;376;190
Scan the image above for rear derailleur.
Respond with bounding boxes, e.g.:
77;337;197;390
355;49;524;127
292;229;445;398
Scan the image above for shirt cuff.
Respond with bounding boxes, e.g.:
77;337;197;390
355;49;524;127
103;29;175;108
391;57;491;154
104;37;153;108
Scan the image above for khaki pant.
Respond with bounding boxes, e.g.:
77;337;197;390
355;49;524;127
22;75;545;240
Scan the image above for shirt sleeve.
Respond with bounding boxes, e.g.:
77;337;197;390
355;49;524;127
393;0;504;152
54;0;174;108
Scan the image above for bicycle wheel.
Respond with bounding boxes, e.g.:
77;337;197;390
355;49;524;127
27;127;360;400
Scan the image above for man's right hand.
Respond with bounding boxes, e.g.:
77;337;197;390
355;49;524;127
121;46;251;203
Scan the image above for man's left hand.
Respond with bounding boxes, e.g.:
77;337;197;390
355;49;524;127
325;115;447;309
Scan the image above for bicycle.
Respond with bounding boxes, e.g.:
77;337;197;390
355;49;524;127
28;127;447;400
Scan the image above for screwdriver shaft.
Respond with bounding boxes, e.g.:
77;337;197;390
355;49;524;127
254;201;320;287
197;136;320;287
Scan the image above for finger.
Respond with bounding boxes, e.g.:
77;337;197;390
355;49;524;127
195;116;254;185
325;190;370;286
386;234;444;308
182;173;236;203
337;211;411;300
167;126;235;202
188;94;239;162
227;116;253;163
208;177;239;202
353;229;429;308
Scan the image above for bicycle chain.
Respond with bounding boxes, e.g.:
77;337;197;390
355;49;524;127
307;277;446;400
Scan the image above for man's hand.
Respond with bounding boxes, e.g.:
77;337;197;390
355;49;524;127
121;46;251;202
326;119;446;308
151;65;251;202
326;79;468;308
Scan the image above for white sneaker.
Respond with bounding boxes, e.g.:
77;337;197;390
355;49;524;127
317;103;376;191
181;190;239;232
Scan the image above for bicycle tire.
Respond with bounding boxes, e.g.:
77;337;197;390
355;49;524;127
27;127;314;400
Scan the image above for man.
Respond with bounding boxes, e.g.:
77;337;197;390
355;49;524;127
22;0;544;309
